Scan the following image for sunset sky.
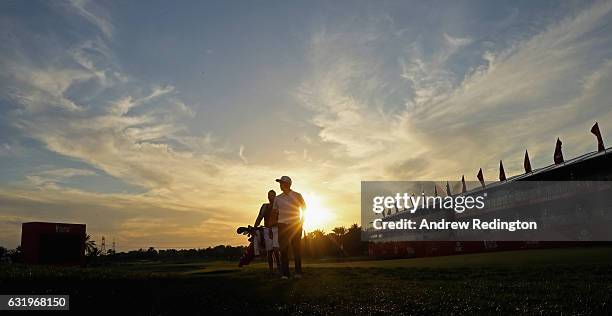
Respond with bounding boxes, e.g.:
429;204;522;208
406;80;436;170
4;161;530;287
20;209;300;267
1;0;612;250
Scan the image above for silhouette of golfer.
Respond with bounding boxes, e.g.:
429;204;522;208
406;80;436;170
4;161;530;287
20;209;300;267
254;190;280;274
273;176;306;279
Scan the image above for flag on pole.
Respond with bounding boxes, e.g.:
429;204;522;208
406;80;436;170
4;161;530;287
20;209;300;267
477;168;485;188
591;122;605;152
524;150;532;173
446;181;452;196
554;138;564;164
499;160;506;181
461;175;467;193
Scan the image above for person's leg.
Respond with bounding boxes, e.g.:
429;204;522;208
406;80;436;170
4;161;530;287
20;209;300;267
278;223;290;277
262;227;273;273
291;223;303;275
267;251;274;273
271;226;280;273
273;248;280;273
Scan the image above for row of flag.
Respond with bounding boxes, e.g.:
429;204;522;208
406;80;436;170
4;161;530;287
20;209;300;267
467;122;606;191
380;122;607;217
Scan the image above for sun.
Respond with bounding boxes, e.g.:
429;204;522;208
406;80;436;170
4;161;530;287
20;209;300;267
301;192;334;232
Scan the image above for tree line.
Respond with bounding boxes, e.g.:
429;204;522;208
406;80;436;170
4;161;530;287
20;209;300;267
0;224;367;264
92;224;367;262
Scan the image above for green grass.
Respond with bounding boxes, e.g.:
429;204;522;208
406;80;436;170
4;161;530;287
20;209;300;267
1;247;612;315
304;246;612;268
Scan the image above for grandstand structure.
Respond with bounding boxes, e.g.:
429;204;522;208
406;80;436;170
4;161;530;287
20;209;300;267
368;135;612;258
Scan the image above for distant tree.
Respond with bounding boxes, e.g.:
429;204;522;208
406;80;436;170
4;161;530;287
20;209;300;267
0;246;14;263
304;229;335;258
332;226;347;236
309;229;326;239
344;223;366;256
84;235;99;256
146;247;158;259
6;246;21;263
331;226;348;255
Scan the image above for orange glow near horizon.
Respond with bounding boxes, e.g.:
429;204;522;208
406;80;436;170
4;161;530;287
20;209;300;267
301;192;334;232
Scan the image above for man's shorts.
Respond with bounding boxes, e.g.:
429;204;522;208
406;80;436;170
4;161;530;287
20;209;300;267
262;226;279;252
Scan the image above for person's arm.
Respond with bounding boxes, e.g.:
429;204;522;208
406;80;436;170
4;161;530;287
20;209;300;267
297;193;306;225
254;204;265;227
297;193;306;210
271;199;279;224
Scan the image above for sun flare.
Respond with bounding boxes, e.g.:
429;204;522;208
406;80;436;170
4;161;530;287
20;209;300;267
301;192;334;232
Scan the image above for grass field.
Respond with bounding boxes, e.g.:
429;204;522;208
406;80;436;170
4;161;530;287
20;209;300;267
2;247;612;315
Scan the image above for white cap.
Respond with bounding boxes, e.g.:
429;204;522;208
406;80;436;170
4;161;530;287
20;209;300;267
275;176;292;185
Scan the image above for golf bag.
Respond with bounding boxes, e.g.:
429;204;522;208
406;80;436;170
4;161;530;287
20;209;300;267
236;226;266;267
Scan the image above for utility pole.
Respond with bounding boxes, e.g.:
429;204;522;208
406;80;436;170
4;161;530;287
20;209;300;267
100;236;106;255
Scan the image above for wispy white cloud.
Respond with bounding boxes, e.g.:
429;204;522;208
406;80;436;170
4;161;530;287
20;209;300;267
39;168;96;178
0;143;24;157
4;63;91;112
299;0;612;183
239;145;248;164
64;0;114;39
25;168;96;190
